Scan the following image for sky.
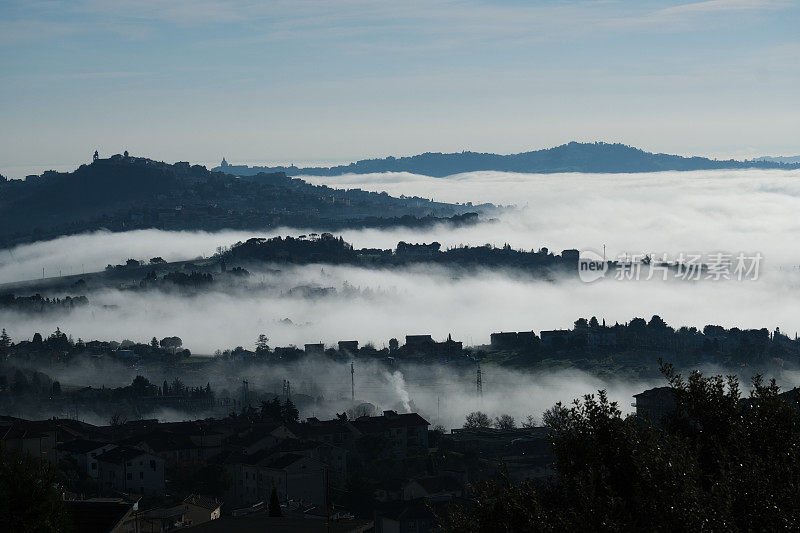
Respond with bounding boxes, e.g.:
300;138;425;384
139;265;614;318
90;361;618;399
1;0;799;178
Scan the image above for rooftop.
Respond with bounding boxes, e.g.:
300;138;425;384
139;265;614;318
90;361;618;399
184;494;222;511
96;445;153;465
64;499;135;533
55;438;109;454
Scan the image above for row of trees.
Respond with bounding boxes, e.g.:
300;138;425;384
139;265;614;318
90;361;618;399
227;396;300;424
463;411;537;430
446;362;800;531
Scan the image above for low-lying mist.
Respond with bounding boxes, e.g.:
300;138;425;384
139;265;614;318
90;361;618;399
9;350;659;430
303;168;800;267
1;262;798;353
3;169;800;425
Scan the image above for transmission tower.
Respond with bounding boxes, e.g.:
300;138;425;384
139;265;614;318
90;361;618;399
476;363;483;397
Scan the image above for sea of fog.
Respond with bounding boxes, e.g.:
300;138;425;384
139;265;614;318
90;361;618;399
1;168;799;350
2;169;800;420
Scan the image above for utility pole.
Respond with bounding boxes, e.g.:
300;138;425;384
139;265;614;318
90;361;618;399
476;363;483;397
350;362;355;401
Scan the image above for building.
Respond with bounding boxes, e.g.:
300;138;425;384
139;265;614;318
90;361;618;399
295;418;361;450
184;515;373;532
226;450;329;509
305;343;325;356
490;331;538;351
540;329;571;350
402;475;464;501
350;411;429;458
96;446;166;496
140;505;189;532
182;494;222;526
55;438;117;478
588;330;617;348
65;498;139;533
228;423;298;455
338;340;359;353
400;335;463;359
373;497;464;533
395;242;441;257
561;248;580;266
267;438;349;486
0;419;58;462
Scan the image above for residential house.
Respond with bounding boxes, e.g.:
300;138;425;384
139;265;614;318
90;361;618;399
402;475;464;501
65;498;139;533
0;418;58;462
182;494;222;526
226;450;329;509
96;446;166;496
55;438;117;478
351;411;429;458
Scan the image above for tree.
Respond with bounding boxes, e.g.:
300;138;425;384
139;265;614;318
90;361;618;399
463;411;492;429
346;403;376;419
11;370;29;394
494;414;516;429
281;398;299;423
130;375;156;396
429;424;446;447
648;314;668;330
151;337;159;349
51;381;61;396
31;332;43;346
268;487;283;517
0;328;10;350
171;377;186;395
255;334;269;353
260;397;282;421
444;365;800;532
521;414;537;428
0;450;69;532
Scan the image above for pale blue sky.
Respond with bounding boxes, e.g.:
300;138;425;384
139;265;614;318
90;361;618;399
1;0;798;177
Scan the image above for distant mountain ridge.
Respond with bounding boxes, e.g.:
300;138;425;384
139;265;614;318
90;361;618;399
755;155;800;164
0;154;485;247
215;142;800;178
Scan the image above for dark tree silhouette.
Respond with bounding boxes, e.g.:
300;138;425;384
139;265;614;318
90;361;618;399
0;450;69;532
445;364;800;531
463;411;491;429
268;487;283;517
